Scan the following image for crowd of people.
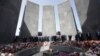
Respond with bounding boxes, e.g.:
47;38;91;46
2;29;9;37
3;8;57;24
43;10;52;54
0;32;100;56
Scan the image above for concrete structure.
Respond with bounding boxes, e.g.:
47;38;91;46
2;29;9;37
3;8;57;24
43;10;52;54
0;0;21;43
75;0;100;39
19;0;77;37
0;0;100;43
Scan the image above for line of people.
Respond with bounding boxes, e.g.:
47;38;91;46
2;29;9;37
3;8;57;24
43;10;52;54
13;32;100;43
0;31;100;56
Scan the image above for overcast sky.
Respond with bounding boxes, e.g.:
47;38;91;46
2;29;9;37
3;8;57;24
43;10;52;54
29;0;67;5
